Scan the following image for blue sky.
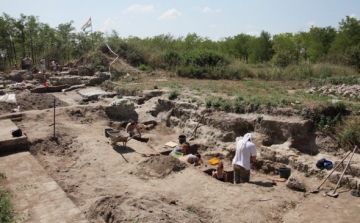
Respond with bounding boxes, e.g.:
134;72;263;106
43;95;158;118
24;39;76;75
1;0;359;40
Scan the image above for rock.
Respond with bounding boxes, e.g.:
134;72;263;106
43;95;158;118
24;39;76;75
87;72;110;86
78;66;94;76
286;174;306;192
49;76;82;86
68;68;78;76
105;99;138;121
5;70;27;82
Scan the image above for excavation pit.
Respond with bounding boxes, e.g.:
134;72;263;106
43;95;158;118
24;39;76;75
203;168;234;184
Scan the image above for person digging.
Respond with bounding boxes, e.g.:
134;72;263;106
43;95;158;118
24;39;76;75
126;120;149;143
232;133;257;184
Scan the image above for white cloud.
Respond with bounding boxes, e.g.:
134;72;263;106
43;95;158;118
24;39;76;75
124;4;154;13
102;18;116;30
349;13;356;18
216;36;226;41
202;7;222;13
306;21;316;27
158;9;182;20
246;31;259;36
246;25;253;29
209;24;216;28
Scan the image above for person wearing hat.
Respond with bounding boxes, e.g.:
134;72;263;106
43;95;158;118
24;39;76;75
40;57;46;74
232;133;257;184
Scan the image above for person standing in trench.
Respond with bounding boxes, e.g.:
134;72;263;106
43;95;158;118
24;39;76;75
232;133;257;184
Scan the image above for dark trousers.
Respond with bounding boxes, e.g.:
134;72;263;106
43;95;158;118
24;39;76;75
233;164;250;184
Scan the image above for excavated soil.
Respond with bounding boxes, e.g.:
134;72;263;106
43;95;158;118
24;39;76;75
0;91;68;114
136;155;187;179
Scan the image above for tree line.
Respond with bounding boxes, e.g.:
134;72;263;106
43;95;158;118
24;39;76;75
1;13;360;77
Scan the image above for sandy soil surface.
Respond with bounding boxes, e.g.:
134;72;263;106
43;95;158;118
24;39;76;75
2;89;360;223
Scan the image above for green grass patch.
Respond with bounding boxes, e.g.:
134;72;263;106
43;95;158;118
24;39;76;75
168;89;180;100
0;173;14;223
186;205;197;213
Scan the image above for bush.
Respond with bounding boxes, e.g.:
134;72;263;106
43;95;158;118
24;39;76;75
205;98;212;107
303;102;349;132
125;49;144;66
168;89;179;100
183;50;229;67
137;64;148;71
110;70;124;81
234;101;245;113
336;116;360;150
162;51;181;69
177;65;207;79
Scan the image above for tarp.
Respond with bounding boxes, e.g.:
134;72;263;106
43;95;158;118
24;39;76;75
0;93;17;104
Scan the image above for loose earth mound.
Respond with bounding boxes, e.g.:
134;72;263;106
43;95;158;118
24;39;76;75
137;155;187;179
0;92;68;115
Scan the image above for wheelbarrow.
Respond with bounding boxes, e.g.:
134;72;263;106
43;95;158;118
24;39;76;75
106;129;132;147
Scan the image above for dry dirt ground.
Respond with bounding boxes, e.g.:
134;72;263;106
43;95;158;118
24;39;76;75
1;88;360;223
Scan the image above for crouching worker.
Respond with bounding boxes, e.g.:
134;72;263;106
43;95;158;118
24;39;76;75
212;161;228;182
232;133;257;184
126;120;141;137
169;142;189;157
180;154;202;166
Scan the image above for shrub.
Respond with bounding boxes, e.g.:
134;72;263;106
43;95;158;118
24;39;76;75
110;70;124;81
296;64;313;79
162;51;181;69
177;65;207;79
183;50;229;67
303;101;349;132
317;65;333;79
234;101;245;113
336;116;360;150
205;98;212;107
137;64;148;71
168;89;179;100
220;100;232;111
125;47;144;67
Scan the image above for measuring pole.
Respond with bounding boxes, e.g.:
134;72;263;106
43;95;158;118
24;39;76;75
53;98;55;138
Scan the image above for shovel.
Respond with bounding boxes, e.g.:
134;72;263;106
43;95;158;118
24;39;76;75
326;146;357;198
310;149;352;193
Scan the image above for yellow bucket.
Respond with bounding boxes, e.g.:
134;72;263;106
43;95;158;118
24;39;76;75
209;157;219;165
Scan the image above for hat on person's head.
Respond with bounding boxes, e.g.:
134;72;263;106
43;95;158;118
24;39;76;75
243;133;253;142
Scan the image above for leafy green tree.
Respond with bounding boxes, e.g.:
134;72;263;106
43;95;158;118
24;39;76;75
248;31;273;63
271;33;297;67
56;21;75;61
306;26;336;62
233;34;252;62
331;16;360;52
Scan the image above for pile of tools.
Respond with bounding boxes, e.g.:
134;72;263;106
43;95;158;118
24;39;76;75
310;146;357;198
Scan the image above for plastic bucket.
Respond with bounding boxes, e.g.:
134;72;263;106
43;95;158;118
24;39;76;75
278;167;291;179
178;135;187;144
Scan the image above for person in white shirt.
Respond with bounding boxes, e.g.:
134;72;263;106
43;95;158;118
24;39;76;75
232;133;257;184
40;57;46;74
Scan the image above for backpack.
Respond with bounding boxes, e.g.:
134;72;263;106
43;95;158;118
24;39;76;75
11;128;22;137
316;158;333;170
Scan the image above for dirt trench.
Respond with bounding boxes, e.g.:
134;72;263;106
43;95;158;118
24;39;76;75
4;88;360;223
